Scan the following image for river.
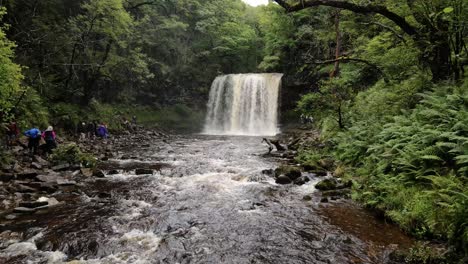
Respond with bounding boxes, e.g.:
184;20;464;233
0;134;413;264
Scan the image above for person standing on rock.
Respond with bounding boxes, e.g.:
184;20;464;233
97;123;109;139
132;115;137;130
5;121;19;148
24;127;41;155
86;121;95;140
42;126;57;154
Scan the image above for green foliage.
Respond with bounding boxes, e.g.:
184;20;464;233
333;84;468;253
0;7;23;118
50;143;96;168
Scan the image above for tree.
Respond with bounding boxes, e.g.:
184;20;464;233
0;7;23;120
274;0;467;81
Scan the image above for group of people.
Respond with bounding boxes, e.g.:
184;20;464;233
23;126;57;155
76;121;109;141
3;115;138;156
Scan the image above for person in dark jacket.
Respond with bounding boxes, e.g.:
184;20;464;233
42;126;57;154
24;127;41;155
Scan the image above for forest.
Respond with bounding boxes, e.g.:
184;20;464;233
0;0;467;263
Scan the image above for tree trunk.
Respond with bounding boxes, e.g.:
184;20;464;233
330;10;341;78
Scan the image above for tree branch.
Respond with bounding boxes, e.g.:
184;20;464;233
309;56;389;82
360;22;406;43
274;0;418;37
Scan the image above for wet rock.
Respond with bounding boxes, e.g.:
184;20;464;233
16;184;37;193
57;179;77;186
0;173;14;182
16;170;39;180
38;197;59;206
108;169;119;175
294;176;310;186
315;178;338;191
36;174;62;183
261;169;274;176
30;162;42;170
303;195;312;201
52;163;70;171
4;214;18;220
275;165;302;181
19;201;49;208
33;156;50;167
39;183;58;194
97;192;111;199
13;207;37;213
275;175;292;184
320;197;329;203
92;170;106;178
135;168;153;175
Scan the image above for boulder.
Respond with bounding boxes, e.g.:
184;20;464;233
92;170;106;178
275;166;302;181
261;169;274;176
275;175;292;185
303;195;312;201
135;168;153;175
315;179;338;191
320;197;329;203
107;169;119;175
294;176;310;186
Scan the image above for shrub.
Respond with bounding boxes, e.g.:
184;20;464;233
50;143;96;168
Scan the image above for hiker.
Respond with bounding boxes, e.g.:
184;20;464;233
77;121;86;141
97;123;109;139
86;121;95;140
24;127;41;155
131;115;137;131
42;126;57;154
5;121;19;148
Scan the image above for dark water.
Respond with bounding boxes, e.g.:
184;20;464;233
0;135;413;263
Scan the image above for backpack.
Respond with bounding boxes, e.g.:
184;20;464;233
44;131;54;141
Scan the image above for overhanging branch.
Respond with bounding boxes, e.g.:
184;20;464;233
274;0;418;37
309;56;389;82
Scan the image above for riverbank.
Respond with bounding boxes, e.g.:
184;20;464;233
272;126;462;263
0;127;171;218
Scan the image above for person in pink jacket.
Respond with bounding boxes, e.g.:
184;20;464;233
42;126;57;154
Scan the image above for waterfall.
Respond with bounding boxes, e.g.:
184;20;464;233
204;73;282;136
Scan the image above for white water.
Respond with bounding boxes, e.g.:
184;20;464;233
204;73;282;136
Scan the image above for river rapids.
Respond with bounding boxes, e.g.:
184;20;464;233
0;135;413;264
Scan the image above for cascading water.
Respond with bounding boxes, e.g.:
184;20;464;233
204;73;283;136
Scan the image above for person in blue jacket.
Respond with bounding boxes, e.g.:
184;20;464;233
24;127;41;155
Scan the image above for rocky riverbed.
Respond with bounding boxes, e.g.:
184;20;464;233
0;129;418;263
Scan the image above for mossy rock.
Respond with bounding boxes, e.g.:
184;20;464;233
274;165;302;180
315;179;338;191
